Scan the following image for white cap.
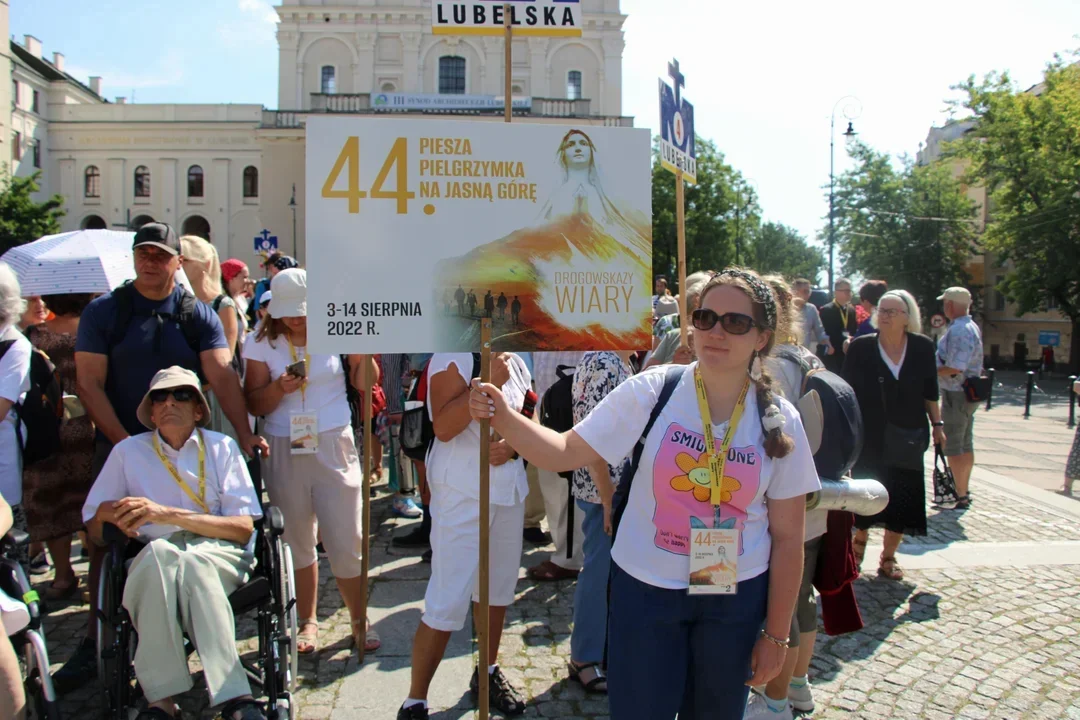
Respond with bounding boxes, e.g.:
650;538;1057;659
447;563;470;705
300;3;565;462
937;287;972;304
258;290;272;307
268;268;306;319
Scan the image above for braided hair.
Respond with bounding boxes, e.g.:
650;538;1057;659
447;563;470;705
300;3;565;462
697;267;796;459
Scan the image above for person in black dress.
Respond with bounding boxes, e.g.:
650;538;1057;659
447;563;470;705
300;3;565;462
842;289;946;581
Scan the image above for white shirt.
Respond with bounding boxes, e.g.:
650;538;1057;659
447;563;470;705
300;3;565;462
242;335;351;437
426;353;531;507
574;363;821;589
83;428;262;540
0;325;31;506
532;352;586;398
879;340;906;380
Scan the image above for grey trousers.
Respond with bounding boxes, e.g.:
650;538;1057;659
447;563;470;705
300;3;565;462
122;531;254;706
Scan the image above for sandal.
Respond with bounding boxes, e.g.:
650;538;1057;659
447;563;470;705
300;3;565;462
45;576;79;601
877;556;904;581
954;495;972;510
220;698;267;720
852;534;868;568
297;619;319;655
352;618;381;653
527;560;580;582
568;661;607;694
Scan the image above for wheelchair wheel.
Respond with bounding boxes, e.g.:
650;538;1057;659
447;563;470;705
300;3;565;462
278;540;298;694
97;552;135;720
22;629;60;720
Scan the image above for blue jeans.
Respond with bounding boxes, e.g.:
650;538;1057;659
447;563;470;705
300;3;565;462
607;563;768;720
571;500;611;664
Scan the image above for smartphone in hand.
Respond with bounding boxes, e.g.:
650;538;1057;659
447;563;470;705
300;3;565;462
286;359;307;378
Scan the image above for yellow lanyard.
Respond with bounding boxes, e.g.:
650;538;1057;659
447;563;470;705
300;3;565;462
152;429;209;514
287;336;311;406
693;367;751;507
835;301;849;329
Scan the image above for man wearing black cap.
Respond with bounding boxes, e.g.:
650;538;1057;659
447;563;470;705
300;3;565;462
52;223;269;692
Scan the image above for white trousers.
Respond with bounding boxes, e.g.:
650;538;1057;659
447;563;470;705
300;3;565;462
122;531;253;706
536;467;584;570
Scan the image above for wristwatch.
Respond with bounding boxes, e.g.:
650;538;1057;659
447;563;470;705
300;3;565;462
932;421;945;428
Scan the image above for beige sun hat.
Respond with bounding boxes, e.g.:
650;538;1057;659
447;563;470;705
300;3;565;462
136;366;211;430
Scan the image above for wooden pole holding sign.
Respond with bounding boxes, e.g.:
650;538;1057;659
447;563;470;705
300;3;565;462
676;169;688;351
504;3;513;124
477;320;493;719
358;356;374;663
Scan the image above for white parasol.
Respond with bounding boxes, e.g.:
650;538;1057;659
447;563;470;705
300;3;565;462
0;229;137;295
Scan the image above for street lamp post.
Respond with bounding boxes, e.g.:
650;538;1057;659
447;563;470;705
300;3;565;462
735;179;756;267
289;183;298;258
829;96;861;294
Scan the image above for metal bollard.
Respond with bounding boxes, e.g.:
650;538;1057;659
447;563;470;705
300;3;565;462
985;368;995;411
1071;376;1078;429
1024;371;1035;418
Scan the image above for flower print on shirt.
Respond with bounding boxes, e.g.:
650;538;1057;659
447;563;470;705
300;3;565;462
650;422;762;557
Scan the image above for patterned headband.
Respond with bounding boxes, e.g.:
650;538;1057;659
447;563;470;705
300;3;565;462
714;269;778;330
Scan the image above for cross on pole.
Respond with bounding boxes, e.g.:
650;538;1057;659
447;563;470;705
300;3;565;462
668;58;685;108
257;229;272;245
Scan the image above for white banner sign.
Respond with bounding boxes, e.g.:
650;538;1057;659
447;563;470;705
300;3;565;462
306;117;653;354
432;0;583;37
372;93;532;112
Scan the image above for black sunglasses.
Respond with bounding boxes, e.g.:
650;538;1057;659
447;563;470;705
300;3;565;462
691;309;759;335
149;388;198;404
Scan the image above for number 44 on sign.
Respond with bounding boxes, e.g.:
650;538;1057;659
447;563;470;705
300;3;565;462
321;137;415;214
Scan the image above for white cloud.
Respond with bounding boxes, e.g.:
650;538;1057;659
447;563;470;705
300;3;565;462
238;0;278;25
67;51;185;94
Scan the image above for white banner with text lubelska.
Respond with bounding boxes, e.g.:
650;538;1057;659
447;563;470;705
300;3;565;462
305;117;652;354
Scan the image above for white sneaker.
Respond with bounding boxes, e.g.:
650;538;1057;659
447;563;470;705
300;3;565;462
788;680;814;713
744;692;793;720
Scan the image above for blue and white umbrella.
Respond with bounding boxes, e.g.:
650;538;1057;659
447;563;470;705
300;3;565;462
0;229;136;295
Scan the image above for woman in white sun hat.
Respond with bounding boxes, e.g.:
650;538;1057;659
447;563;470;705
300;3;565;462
242;268;381;655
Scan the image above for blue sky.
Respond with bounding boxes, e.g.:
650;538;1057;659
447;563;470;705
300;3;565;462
12;0;1080;254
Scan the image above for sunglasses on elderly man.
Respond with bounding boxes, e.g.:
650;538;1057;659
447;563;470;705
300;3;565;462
691;309;759;335
149;388;198;404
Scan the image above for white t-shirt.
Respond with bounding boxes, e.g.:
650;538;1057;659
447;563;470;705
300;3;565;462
426;353;531;507
242;335;351;437
879;340;906;380
574;363;821;590
83;429;262;541
0;325;31;506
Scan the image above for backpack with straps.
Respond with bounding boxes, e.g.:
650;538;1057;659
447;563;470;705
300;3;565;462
0;339;63;467
402;354;480;462
539;364;577;480
108;282;204;377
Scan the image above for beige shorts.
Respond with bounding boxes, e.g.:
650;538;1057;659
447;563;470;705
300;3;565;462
262;426;364;578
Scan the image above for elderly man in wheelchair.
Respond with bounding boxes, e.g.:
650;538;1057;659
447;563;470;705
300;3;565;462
83;366;284;720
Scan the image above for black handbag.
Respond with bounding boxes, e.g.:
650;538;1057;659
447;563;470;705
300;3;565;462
879;375;929;471
962;375;991;403
932;444;959;505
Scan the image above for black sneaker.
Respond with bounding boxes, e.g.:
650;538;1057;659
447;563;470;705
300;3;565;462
51;636;97;694
470;666;526;716
316;542;329;558
522;527;551;545
393;527;431;548
29;551;50;575
396;703;428;720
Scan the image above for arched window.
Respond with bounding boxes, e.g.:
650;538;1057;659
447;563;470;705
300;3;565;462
84;165;101;198
243;166;259;198
439;56;466;95
567;70;582;101
381;82;396;93
187;165;204;198
321;65;336;94
81;215;107;230
181;215;211;241
134;166;151;198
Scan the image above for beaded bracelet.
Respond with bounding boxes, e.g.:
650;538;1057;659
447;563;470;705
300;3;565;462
760;630;790;649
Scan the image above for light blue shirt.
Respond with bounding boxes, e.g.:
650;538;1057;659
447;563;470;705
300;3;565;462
937;315;984;392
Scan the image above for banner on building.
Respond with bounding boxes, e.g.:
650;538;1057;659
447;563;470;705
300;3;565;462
372;93;532;112
432;0;583;37
305;117;652;353
659;59;697;184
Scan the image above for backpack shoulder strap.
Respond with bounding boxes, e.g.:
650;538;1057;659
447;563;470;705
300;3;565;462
0;339;15;361
108;283;136;349
211;294;226;313
611;364;687;540
177;290;203;357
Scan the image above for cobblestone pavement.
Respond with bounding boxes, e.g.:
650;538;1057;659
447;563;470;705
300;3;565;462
30;460;1080;720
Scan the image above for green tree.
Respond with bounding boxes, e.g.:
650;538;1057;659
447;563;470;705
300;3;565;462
0;169;65;254
949;56;1080;368
652;137;756;290
745;222;825;282
832;143;979;313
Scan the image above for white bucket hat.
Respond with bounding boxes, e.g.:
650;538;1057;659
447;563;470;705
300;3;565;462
268;268;307;319
136;366;211;430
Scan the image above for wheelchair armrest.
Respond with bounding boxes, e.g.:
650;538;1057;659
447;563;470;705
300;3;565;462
0;528;30;552
102;522;130;547
262;505;285;537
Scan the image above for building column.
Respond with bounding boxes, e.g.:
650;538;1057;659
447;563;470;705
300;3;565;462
295;63;305;110
211;158;231;254
402;32;421;93
602;34;624;117
482;37;502;95
106;158;126;228
160;158;177;228
529;38;549;98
